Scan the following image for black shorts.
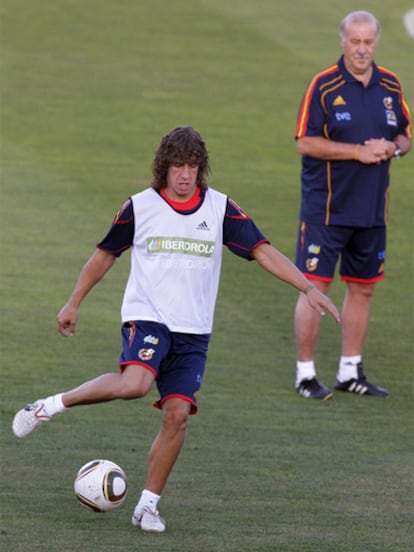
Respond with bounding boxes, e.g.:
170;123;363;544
295;222;386;283
119;320;210;414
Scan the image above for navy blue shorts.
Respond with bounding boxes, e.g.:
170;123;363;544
119;321;210;414
295;222;386;283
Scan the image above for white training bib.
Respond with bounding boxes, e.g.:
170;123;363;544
121;188;227;333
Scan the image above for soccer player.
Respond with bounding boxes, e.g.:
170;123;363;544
293;11;411;399
13;126;339;532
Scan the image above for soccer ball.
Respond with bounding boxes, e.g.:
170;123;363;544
74;459;128;512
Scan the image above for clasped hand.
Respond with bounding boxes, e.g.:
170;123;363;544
362;138;394;164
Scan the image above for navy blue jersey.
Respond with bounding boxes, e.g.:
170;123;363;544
97;187;268;258
295;56;411;227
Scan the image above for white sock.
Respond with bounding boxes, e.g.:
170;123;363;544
42;393;67;417
137;489;160;513
337;355;361;382
296;361;316;387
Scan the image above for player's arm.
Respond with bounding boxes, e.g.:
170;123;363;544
296;136;389;164
251;243;340;323
297;136;355;160
57;249;116;337
57;199;134;337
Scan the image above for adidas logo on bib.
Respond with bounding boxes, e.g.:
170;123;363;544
197;221;209;231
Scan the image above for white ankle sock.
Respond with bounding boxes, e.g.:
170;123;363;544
137;489;160;513
337;355;361;382
296;361;316;387
42;393;67;417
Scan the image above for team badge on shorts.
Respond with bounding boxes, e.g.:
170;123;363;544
138;348;155;361
306;257;319;272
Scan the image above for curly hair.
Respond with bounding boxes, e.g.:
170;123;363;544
151;126;210;190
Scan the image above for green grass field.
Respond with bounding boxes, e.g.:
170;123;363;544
1;1;413;550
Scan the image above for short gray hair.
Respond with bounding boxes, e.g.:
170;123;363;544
339;11;381;41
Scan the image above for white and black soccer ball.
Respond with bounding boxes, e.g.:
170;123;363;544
74;459;128;512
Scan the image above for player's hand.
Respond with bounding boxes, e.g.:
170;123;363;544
362;138;390;163
57;303;79;337
305;288;341;323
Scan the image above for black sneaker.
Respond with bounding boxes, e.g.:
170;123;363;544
296;378;333;400
334;362;389;397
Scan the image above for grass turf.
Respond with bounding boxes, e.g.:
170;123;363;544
1;1;413;550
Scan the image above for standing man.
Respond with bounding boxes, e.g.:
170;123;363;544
293;11;411;399
13;126;339;531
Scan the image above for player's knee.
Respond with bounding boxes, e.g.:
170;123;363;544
162;400;191;433
348;281;375;300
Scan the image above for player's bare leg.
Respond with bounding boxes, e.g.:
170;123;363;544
340;281;375;357
62;364;154;406
12;365;154;438
146;397;191;494
131;397;191;532
335;281;387;396
295;279;331;361
294;280;333;399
